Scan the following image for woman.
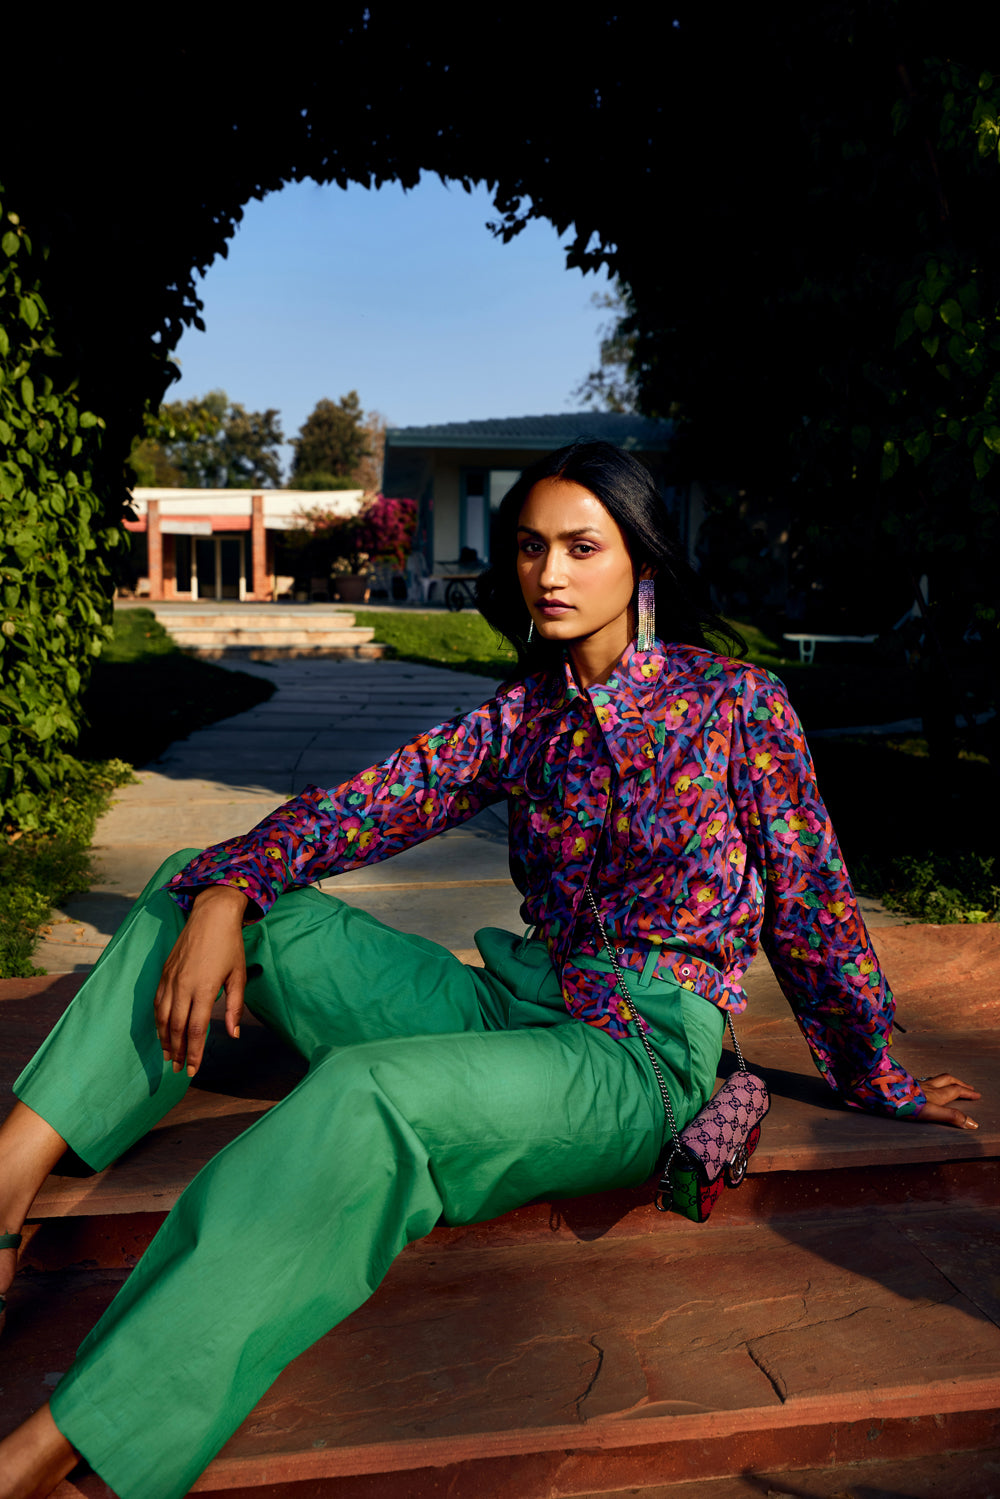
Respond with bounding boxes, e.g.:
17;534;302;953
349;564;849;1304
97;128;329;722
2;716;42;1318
0;440;979;1499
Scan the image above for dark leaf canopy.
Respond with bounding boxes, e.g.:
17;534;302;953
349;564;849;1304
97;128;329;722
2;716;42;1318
3;2;998;830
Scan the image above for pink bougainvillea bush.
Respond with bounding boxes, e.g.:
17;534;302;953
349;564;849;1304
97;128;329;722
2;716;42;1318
291;493;417;575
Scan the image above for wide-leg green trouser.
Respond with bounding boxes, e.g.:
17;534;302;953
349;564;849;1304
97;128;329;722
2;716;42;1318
15;851;724;1499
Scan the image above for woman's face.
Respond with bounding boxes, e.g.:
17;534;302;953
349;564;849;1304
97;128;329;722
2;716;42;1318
516;477;640;664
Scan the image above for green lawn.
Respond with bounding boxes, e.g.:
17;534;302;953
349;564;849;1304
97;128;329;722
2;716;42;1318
352;609;517;677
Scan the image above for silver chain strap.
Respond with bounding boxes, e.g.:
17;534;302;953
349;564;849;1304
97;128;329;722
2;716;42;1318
584;884;746;1166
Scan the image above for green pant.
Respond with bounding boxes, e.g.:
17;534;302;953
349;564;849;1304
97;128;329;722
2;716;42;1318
16;852;724;1499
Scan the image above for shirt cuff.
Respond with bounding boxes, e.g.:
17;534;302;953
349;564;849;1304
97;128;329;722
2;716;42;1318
841;1051;927;1117
164;848;275;921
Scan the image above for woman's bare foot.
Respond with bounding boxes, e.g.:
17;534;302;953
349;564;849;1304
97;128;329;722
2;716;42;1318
0;1404;78;1499
0;1103;68;1322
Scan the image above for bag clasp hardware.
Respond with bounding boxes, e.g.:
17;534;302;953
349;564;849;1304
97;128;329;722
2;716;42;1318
725;1143;750;1187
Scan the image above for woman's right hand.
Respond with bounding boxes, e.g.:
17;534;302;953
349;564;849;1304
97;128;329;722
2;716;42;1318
914;1072;981;1130
154;884;249;1077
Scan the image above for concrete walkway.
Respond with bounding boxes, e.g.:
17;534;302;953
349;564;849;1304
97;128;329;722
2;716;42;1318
35;658;524;973
35;654;903;974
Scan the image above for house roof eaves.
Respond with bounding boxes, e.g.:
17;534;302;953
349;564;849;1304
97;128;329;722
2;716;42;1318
385;413;675;453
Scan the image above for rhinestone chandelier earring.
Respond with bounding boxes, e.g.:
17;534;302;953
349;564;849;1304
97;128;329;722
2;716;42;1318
636;578;656;651
527;620;535;644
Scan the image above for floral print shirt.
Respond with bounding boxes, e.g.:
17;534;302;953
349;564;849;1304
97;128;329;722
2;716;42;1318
167;640;924;1118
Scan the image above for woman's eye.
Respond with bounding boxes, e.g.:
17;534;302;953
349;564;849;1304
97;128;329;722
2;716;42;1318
518;539;544;555
572;543;597;556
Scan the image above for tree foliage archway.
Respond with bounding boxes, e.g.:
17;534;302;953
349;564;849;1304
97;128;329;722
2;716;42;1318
2;4;997;826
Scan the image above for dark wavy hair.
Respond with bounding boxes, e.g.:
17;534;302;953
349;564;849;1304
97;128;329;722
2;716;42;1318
476;439;743;673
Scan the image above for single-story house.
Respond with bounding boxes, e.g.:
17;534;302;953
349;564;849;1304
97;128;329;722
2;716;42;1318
124;489;363;601
381;412;703;569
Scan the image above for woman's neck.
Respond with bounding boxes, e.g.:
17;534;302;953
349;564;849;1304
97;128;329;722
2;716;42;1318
567;605;636;688
568;630;633;689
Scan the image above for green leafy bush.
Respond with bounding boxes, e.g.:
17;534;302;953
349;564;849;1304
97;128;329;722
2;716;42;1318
856;852;998;925
1;608;275;975
0;758;134;977
0;188;124;833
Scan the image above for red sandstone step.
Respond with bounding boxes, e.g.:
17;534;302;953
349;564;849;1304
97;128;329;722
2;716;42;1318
3;925;998;1496
71;1444;1000;1499
5;1204;995;1497
3;922;996;1231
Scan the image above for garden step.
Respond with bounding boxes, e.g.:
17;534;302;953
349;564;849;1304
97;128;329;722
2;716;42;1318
169;628;376;645
2;922;997;1494
138;603;389;658
4;924;995;1230
184;643;389;661
7;1204;997;1497
142;607;360;629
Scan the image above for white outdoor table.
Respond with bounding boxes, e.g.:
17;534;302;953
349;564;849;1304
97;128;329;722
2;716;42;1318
782;632;878;665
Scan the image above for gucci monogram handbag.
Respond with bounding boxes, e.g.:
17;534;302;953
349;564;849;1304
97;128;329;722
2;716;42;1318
586;888;770;1222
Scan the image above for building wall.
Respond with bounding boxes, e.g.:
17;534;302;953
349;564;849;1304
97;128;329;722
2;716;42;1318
383;440;690;577
431;461;461;563
380;449;435;563
122;488;364;600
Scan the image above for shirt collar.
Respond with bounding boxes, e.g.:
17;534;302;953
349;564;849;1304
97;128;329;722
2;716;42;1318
599;637;668;706
516;636;671;716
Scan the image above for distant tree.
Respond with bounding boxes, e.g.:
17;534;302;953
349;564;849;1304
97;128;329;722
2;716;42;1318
126;436;182;487
127;391;284;488
291;392;370;483
355;408;388;492
293;472;363;491
572;280;639;413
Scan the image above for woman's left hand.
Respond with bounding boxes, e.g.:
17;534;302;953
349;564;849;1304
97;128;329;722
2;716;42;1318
914;1072;981;1130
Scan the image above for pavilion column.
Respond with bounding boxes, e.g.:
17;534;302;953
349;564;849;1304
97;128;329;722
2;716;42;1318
251;494;269;600
147;500;163;600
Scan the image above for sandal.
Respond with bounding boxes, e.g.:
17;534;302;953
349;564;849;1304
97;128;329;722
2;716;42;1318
0;1230;23;1335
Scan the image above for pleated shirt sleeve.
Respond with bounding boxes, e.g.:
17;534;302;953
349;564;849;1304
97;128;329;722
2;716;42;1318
732;668;926;1118
164;698;506;919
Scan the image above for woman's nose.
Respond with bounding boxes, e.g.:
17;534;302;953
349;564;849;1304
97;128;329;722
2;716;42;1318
539;551;566;588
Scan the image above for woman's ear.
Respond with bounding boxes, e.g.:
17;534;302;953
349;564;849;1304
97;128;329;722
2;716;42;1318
638;564;656;581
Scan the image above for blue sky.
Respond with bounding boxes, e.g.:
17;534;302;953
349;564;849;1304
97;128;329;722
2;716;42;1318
168;174;614;475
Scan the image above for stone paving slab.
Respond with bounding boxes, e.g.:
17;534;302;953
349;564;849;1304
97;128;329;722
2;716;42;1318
7;1208;999;1496
32;659;509;972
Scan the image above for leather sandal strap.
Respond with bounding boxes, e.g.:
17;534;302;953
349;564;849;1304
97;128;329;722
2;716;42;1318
0;1232;23;1251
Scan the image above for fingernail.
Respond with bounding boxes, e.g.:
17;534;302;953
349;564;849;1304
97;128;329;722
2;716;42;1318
234;1025;240;1040
162;1050;171;1062
964;1119;979;1130
172;1061;181;1073
186;1065;197;1078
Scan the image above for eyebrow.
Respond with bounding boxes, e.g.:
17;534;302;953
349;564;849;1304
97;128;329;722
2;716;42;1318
516;524;603;540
